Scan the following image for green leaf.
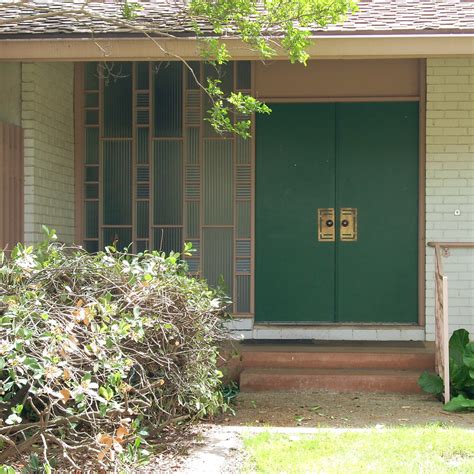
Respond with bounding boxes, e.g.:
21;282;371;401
443;394;474;412
121;1;144;20
450;363;470;392
0;465;17;474
99;386;114;401
463;342;474;369
449;328;469;367
99;403;107;417
23;357;42;372
418;371;444;396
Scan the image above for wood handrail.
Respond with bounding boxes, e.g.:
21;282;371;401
428;241;474;403
427;242;474;248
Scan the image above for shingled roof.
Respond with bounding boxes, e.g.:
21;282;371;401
0;0;474;39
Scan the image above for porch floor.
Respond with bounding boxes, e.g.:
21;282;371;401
236;340;434;353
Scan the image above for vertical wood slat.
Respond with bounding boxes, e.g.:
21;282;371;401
78;61;255;316
434;244;450;403
0;122;24;250
442;275;449;403
74;63;85;245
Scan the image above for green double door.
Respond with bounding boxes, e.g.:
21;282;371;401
255;102;419;324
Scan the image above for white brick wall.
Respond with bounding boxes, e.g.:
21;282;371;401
426;57;474;340
226;322;425;342
22;63;75;244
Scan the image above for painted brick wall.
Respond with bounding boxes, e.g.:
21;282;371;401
22;63;75;244
426;58;474;341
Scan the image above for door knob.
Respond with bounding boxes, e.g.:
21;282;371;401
326;219;334;227
341;219;349;227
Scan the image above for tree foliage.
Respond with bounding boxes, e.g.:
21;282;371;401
191;0;357;64
191;0;357;135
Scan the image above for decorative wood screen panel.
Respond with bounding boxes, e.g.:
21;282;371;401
0;122;24;250
78;61;254;315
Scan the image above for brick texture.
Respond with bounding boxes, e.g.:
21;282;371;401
21;63;75;244
426;58;474;341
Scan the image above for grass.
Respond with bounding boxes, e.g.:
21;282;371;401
243;426;474;473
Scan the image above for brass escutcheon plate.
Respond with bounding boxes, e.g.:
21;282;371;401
318;208;335;242
340;208;358;241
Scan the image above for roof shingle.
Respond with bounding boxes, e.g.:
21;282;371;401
1;0;474;38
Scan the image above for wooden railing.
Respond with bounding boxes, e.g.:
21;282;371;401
427;242;474;403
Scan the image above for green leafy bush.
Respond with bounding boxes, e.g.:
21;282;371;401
0;229;230;470
418;328;474;412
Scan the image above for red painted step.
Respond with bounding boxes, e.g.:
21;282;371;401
240;350;434;371
240;368;423;394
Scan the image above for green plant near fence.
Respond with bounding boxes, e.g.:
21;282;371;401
419;328;474;412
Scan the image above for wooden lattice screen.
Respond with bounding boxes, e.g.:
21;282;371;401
0;122;24;250
77;61;254;315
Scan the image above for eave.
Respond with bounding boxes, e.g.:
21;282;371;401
0;34;473;61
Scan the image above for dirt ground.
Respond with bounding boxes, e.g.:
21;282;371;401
216;391;474;429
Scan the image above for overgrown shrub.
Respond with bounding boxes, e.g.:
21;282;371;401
419;328;474;412
0;228;230;471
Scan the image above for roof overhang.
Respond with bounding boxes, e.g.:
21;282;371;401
0;34;473;61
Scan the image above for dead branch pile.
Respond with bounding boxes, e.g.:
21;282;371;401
0;233;229;471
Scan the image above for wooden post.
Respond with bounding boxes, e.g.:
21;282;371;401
442;275;450;403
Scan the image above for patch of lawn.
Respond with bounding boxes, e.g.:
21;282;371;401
243;426;474;473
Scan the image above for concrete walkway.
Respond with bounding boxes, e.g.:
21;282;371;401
177;425;244;474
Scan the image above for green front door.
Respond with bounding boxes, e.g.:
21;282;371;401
256;102;419;324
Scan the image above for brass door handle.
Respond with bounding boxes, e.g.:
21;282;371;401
340;208;357;241
318;208;335;242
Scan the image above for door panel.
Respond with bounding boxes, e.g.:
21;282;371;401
255;102;419;325
256;103;336;323
335;102;419;323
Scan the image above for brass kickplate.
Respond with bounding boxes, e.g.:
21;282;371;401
318;208;335;242
340;208;357;241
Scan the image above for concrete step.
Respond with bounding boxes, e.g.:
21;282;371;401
240;368;423;394
240;350;434;371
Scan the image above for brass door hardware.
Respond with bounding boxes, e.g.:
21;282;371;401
318;208;335;242
340;208;357;241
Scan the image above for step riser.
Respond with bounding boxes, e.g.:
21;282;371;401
241;352;434;371
240;373;422;394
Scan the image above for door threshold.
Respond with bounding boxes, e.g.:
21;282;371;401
253;323;423;329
